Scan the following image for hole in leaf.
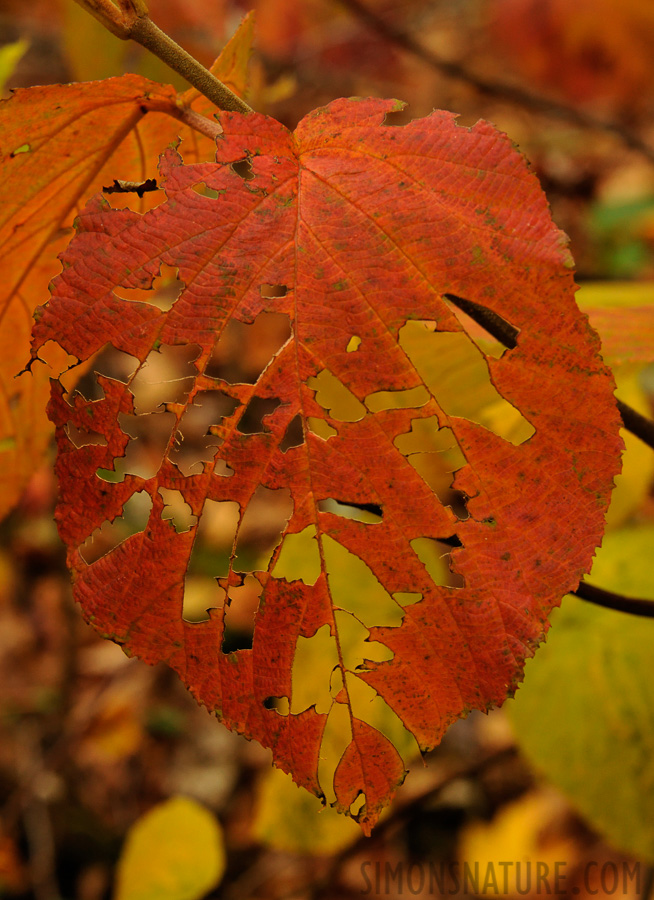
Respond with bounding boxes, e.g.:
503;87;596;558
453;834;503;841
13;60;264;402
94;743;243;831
395;418;466;469
183;500;240;622
392;592;422;606
365;385;429;413
183;498;246;623
185;499;240;579
399;323;535;445
444;293;519;351
382;104;410;126
307;369;366;422
159;488;197;533
346;335;361;353
206;312;292;385
334;610;393;670
307;417;337;440
98;410;176;481
115;263;183;311
323;536;403;628
221;574;262;652
130;343;200;414
292;625;339;716
150;264;183;312
79;490;152;565
280;414;304;451
350;793;366;816
318;704;351;804
237;396;283;434
11;143;30;156
318;498;383;524
169;390;240;476
69;346;139;402
410;536;465;588
65;424;108;448
263;696;290;715
260;283;288;298
234;485;293;572
394;418;469;515
213;459;235;478
192;181;224;199
183;578;225;624
272;525;321;586
231;158;254;181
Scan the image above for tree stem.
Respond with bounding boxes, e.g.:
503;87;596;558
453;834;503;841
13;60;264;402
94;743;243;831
72;0;252;113
129;16;252;113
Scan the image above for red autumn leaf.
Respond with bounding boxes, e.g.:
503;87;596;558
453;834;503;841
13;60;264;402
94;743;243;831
31;98;622;832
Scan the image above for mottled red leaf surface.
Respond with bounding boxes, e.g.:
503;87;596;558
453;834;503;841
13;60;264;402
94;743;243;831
32;98;623;831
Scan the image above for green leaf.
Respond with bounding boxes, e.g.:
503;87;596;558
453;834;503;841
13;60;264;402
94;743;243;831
114;797;225;900
508;526;654;862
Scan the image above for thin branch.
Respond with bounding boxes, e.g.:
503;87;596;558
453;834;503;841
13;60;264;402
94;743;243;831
616;399;654;450
143;99;224;141
573;580;654;618
338;0;654;166
72;0;252;113
130;16;252;113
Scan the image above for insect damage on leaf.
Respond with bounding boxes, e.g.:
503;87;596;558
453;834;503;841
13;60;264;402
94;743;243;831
31;97;623;834
102;177;159;198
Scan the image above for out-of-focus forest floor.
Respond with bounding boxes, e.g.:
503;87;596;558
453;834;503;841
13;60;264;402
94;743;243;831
1;1;654;898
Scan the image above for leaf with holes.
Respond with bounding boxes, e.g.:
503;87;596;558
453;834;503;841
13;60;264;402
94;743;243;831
0;12;253;520
31;98;623;832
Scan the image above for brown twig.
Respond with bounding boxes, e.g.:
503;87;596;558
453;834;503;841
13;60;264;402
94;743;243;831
72;0;252;113
337;0;654;165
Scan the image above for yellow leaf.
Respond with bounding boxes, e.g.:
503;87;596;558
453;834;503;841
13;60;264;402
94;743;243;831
460;790;578;892
114;797;225;900
254;768;361;855
0;39;28;92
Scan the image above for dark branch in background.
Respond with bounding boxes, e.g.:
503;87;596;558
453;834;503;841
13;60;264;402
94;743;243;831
337;0;654;166
573;581;654;618
310;746;520;899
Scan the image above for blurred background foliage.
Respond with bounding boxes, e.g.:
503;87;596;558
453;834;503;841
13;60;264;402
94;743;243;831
0;0;653;898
